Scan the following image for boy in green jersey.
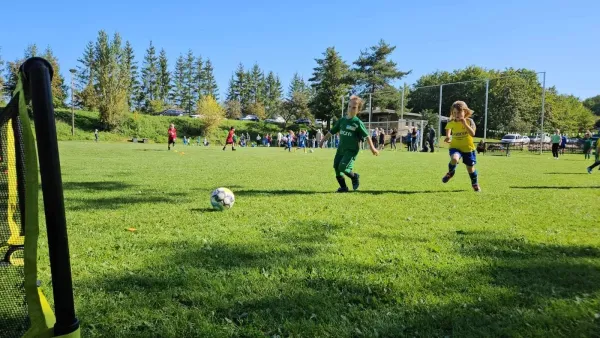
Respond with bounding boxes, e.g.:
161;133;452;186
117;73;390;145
320;95;379;192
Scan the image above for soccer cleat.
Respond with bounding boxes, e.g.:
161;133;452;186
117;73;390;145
588;167;593;174
472;184;481;192
442;171;455;183
336;187;349;193
351;173;360;191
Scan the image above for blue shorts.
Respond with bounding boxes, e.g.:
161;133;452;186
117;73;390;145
299;141;306;148
449;148;477;167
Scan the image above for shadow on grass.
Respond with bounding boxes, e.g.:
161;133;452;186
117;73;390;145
543;172;590;175
511;185;600;190
234;189;467;197
74;223;600;337
63;181;134;191
67;195;185;211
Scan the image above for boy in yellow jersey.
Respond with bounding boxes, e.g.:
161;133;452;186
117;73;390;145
320;95;379;192
442;101;480;192
586;138;600;174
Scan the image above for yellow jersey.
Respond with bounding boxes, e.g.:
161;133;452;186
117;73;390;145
446;118;476;152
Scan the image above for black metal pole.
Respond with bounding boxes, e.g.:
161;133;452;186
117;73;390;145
21;57;79;335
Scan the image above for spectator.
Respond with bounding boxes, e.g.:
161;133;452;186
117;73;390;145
277;132;283;147
390;128;398;151
378;128;385;150
428;126;436;153
371;128;378;149
94;129;99;142
411;128;417;152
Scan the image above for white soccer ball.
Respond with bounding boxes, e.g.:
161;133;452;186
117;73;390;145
210;187;235;210
309;149;314;153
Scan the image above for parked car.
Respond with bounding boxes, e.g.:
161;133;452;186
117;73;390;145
531;133;551;143
295;118;312;125
240;115;259;122
265;116;285;124
501;134;528;144
159;109;186;117
315;119;326;127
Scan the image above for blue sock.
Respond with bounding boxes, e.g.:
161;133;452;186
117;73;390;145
469;170;478;185
448;162;457;173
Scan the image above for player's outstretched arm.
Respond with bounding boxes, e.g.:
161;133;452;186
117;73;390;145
320;132;332;148
366;137;379;156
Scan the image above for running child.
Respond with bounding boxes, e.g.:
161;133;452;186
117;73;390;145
320;95;379;192
441;101;481;192
223;127;236;151
587;138;600;174
297;130;307;153
284;130;294;152
168;123;177;150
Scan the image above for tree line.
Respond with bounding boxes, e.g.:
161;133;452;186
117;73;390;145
1;35;598;133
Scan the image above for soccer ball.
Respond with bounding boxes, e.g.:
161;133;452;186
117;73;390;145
309;149;314;153
210;187;235;210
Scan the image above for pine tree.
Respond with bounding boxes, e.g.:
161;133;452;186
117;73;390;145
203;58;219;100
309;47;352;129
172;55;186;109
75;41;97;110
123;41;139;110
265;71;283;118
43;46;68;108
193;55;204;100
182;50;196;113
226;75;237;102
234;63;249;107
249;63;265;103
288;72;309;98
157;48;171;104
352;39;410;110
140;41;159;111
5;44;39;95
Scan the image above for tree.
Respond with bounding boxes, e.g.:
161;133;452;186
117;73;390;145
123;41;139;110
157;49;171;104
5;44;39;95
352;39;410;110
224;100;242;119
42;46;68;108
94;31;130;129
0;47;5;103
288;72;310;98
309;47;351;129
203;58;219;100
172;55;186;109
197;95;224;136
583;95;600;116
281;91;311;125
248;63;265;103
225;75;237;102
182;50;196;113
75;41;97;111
234;63;250;107
265;71;283;117
246;102;266;120
193;55;204;100
140;41;159;111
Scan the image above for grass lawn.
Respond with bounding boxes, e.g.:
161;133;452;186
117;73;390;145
35;142;600;337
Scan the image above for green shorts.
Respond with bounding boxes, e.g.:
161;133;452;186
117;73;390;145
333;150;358;175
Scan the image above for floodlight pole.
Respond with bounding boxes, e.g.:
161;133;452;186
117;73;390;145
438;85;443;148
368;93;372;131
539;71;546;154
400;83;405;127
483;79;489;141
341;96;344;119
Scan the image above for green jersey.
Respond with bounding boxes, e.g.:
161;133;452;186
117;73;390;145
583;138;593;151
551;134;561;144
330;116;369;152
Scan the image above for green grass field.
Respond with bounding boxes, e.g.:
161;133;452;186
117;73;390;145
37;142;600;337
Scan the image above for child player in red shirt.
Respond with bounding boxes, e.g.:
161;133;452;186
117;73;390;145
223;127;236;151
168;123;177;150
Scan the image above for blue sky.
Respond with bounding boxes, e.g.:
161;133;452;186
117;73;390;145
2;0;598;99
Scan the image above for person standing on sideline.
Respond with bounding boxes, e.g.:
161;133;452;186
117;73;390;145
94;129;99;142
560;133;567;155
428;126;436;152
390;128;398;150
411;128;417;152
582;132;593;160
167;123;177;150
551;129;561;159
371;128;378;149
277;132;283;147
378;128;386;150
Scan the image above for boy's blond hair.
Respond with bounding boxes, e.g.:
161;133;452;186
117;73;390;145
348;95;364;117
449;101;474;121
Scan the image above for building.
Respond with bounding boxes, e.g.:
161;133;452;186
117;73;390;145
357;107;448;134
